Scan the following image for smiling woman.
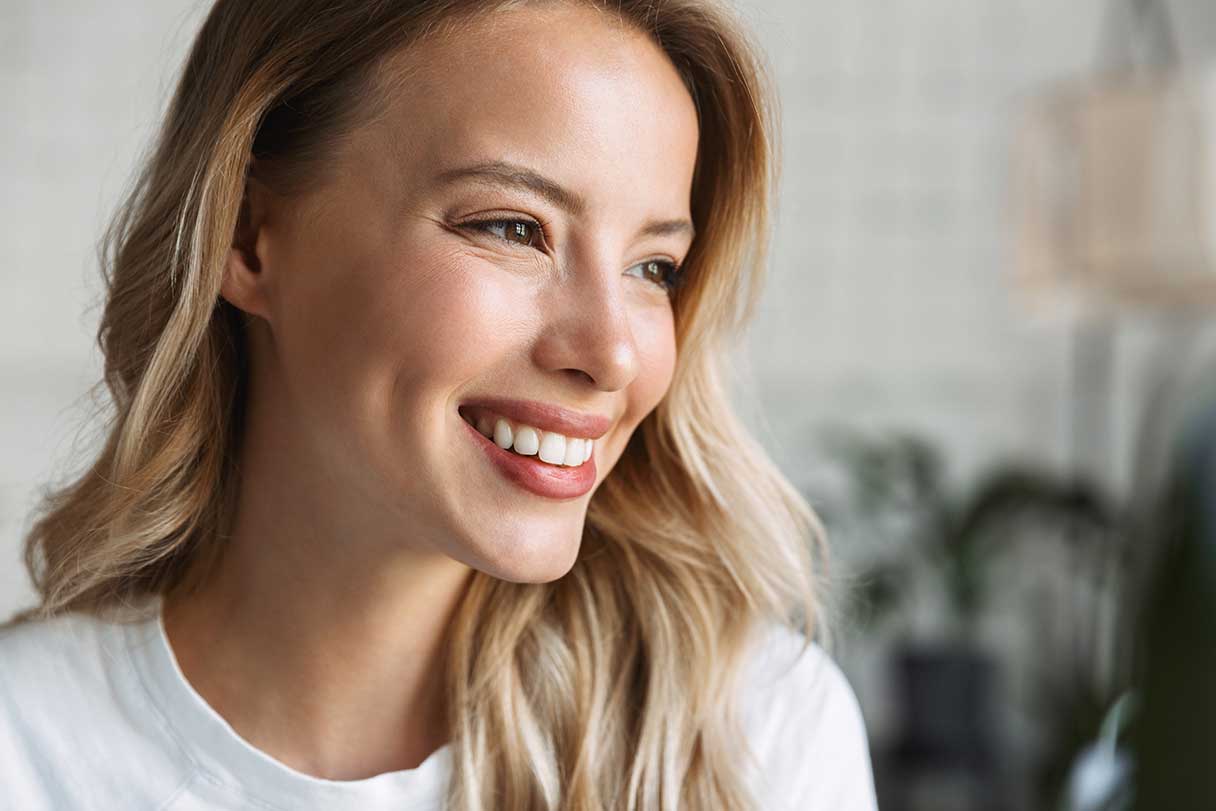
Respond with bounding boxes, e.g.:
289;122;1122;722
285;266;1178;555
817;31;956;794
0;1;877;810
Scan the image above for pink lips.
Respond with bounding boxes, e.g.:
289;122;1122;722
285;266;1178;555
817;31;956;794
461;415;598;500
458;396;612;440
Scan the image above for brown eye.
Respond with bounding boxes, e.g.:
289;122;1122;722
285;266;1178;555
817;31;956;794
463;218;544;249
627;258;684;295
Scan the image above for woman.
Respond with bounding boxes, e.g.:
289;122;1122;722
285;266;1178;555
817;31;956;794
0;1;878;809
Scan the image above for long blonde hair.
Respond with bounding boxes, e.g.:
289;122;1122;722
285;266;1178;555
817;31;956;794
11;1;828;808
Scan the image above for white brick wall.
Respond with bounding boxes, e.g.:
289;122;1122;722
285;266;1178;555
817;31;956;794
730;0;1216;502
1;1;212;612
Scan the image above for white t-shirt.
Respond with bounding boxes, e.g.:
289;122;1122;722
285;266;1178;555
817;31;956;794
0;594;878;810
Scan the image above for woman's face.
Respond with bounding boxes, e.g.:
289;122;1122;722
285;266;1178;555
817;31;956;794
233;4;699;582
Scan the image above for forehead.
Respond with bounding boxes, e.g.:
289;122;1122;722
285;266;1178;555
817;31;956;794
350;3;700;218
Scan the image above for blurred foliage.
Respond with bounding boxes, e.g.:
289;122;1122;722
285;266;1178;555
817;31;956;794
820;426;1119;640
817;425;1140;809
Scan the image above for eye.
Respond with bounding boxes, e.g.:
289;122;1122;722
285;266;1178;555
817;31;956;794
626;258;685;295
460;217;547;250
459;217;685;295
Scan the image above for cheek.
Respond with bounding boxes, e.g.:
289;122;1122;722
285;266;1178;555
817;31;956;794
623;308;677;424
378;250;524;395
275;240;525;433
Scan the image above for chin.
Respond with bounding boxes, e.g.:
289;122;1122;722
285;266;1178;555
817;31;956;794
469;524;584;584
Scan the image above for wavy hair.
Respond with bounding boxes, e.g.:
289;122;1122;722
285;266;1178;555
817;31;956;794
9;1;828;808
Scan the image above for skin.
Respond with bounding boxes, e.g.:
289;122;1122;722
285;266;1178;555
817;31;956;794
160;3;700;781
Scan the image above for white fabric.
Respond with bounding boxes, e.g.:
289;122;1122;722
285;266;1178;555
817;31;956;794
0;595;878;810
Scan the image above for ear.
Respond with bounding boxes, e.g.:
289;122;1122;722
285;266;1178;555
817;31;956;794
220;174;277;320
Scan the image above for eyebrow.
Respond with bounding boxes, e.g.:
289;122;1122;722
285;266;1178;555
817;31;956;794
432;159;696;242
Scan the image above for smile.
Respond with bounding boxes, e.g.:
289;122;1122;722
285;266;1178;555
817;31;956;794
460;405;593;467
458;405;600;500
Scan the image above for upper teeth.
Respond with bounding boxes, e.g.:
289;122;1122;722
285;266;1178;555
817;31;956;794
465;409;594;467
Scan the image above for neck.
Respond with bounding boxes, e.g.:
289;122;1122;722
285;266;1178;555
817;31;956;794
160;394;474;780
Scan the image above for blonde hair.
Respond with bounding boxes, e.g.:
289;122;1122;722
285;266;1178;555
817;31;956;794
10;1;828;808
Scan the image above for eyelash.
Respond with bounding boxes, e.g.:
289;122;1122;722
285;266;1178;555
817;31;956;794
460;217;685;295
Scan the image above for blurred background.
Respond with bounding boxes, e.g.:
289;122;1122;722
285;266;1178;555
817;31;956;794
3;2;1216;809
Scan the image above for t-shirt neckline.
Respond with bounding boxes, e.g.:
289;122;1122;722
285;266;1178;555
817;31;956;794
121;593;452;811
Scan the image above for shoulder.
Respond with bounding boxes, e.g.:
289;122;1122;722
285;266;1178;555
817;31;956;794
0;613;115;807
0;610;189;809
735;621;879;811
0;599;165;709
0;610;116;724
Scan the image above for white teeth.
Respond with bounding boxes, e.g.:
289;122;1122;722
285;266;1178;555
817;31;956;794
513;425;540;456
464;407;597;467
538;432;567;464
493;418;513;449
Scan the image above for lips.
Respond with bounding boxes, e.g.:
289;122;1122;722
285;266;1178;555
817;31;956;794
458;396;612;439
461;414;599;500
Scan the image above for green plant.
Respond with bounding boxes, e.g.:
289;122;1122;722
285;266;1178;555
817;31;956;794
820;427;1118;642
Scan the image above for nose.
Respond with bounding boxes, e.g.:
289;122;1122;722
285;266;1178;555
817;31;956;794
532;255;641;392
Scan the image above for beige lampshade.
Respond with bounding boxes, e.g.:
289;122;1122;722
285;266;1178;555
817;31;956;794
1013;65;1216;318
